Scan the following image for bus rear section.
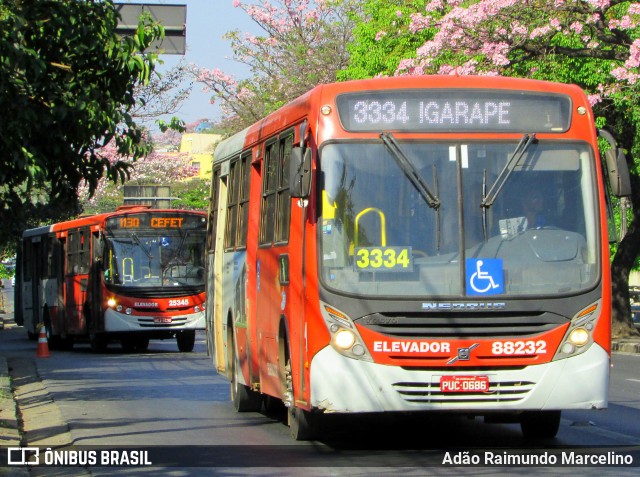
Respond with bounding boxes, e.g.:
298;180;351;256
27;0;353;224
207;76;630;440
19;208;207;352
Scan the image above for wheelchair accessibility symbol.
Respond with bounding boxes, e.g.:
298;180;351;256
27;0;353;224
466;258;504;296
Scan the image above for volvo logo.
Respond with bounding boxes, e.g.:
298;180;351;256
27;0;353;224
421;302;506;311
447;343;480;364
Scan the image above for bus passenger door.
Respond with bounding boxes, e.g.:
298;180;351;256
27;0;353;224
205;166;221;362
213;172;229;374
88;231;103;334
54;238;65;337
256;133;295;399
23;237;42;337
65;228;91;334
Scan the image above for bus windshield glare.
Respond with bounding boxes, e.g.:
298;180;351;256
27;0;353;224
319;139;598;298
104;230;206;288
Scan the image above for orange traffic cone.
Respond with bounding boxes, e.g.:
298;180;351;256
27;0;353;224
36;325;51;358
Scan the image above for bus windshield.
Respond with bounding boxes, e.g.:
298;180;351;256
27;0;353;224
103;230;206;289
319;139;598;298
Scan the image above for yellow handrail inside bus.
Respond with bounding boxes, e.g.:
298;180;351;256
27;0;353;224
122;257;134;283
353;207;387;248
108;250;114;282
322;190;336;220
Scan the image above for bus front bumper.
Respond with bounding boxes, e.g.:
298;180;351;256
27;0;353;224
104;308;205;333
310;344;609;413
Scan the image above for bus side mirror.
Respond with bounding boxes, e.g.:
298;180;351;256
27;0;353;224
608;148;632;197
290;147;312;198
599;129;632;197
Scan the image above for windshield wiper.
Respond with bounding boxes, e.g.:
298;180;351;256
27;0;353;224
380;132;440;209
480;133;536;241
130;232;153;261
162;230;190;275
481;133;536;209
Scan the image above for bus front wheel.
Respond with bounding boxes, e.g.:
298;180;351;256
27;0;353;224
288;405;316;441
176;330;195;352
283;350;317;441
520;410;561;439
90;333;108;353
229;329;261;412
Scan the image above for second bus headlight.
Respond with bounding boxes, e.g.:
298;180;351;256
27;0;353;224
334;329;356;349
569;327;589;347
553;301;600;361
320;302;373;362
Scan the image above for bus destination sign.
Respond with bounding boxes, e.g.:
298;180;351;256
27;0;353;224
106;213;205;231
335;89;572;133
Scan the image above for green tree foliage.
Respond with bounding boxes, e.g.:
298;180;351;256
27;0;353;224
171;179;211;211
338;0;433;81
0;0;163;248
344;0;640;336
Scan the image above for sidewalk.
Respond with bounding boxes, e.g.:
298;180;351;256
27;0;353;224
0;355;20;447
0;286;20;448
612;338;640;354
0;288;78;476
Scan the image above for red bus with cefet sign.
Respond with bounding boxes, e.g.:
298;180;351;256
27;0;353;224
205;75;630;440
15;206;207;352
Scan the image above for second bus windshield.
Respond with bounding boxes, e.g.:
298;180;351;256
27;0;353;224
104;229;206;289
319;139;598;298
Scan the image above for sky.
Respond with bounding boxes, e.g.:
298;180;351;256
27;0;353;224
124;0;258;127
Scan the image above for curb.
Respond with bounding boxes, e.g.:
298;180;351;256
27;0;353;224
0;356;21;447
612;340;640;354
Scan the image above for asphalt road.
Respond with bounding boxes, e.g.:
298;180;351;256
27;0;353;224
2;285;640;476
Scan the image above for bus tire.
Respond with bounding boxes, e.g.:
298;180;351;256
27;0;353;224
520;410;561;439
263;394;285;415
176;330;196;352
90;333;108;353
135;338;149;351
43;309;57;349
121;338;136;352
230;331;261;412
289;405;316;441
282;338;317;441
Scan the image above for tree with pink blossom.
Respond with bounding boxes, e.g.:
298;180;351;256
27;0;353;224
190;0;363;133
344;0;640;336
78;143;199;215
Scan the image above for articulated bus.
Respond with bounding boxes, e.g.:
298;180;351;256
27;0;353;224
16;207;207;352
205;76;631;440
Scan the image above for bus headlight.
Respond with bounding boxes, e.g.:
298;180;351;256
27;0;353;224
334;329;356;349
569;327;589;347
107;298;117;308
320;302;373;362
554;301;600;360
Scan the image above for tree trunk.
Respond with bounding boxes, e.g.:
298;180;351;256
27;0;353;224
611;176;640;339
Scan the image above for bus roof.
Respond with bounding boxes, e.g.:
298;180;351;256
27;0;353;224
21;207;206;239
213;75;587;164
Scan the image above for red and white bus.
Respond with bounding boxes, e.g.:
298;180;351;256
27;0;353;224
205;76;630;439
16;207;207;352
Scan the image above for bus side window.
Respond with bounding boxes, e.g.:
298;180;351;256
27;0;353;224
259;130;294;246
